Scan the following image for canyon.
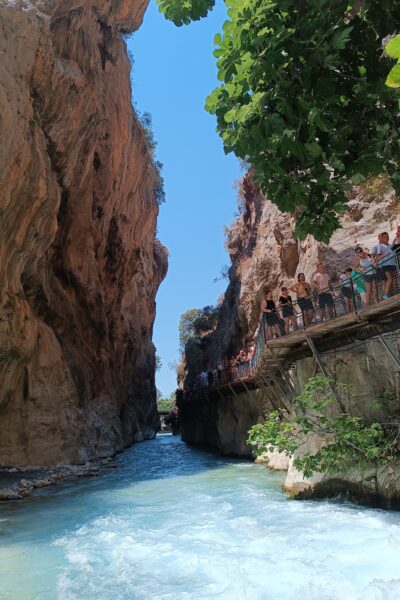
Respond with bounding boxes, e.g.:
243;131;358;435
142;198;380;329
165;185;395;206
0;0;167;467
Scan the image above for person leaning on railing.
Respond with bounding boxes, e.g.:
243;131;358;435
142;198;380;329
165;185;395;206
260;290;281;339
371;232;398;299
289;273;314;327
279;287;298;334
340;267;354;313
312;262;334;321
353;246;377;306
392;225;400;253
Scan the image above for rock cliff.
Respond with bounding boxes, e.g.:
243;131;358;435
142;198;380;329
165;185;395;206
181;172;400;505
183;171;399;383
0;0;167;467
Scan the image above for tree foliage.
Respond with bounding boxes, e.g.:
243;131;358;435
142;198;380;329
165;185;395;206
157;0;215;25
139;111;166;205
158;0;400;241
157;390;176;412
178;308;202;352
178;305;220;352
247;376;398;478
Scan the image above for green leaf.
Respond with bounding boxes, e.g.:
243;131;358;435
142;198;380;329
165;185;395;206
386;35;400;60
386;64;400;88
330;26;353;50
305;142;322;158
214;32;222;46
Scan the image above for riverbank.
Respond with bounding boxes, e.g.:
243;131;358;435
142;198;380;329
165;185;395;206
0;457;118;501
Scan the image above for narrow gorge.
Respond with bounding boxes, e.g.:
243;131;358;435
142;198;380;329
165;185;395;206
0;0;167;467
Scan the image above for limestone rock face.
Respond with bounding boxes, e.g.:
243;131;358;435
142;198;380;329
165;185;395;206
0;0;167;466
220;173;400;352
180;387;277;457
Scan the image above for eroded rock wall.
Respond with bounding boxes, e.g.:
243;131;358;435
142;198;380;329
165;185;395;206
180;386;278;456
0;0;167;466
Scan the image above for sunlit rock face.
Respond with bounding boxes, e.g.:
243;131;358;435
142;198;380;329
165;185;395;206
209;172;400;358
181;173;400;483
0;0;168;466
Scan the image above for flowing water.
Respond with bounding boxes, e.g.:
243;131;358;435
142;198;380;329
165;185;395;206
1;435;400;600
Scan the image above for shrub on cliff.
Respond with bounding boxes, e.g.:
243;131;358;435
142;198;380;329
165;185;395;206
139;111;166;205
158;0;400;241
247;376;398;478
179;305;220;352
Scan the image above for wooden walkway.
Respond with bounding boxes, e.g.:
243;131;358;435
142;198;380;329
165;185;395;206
181;293;400;406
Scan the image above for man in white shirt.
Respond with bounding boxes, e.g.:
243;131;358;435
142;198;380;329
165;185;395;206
313;262;334;320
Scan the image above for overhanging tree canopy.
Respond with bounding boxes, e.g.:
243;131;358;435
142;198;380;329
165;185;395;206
158;0;400;241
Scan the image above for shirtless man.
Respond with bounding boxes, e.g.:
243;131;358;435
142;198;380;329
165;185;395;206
312;263;334;320
290;273;314;326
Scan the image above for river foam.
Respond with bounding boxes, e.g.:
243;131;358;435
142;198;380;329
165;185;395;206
1;435;400;599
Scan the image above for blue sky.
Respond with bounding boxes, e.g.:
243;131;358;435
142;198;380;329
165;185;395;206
128;0;241;396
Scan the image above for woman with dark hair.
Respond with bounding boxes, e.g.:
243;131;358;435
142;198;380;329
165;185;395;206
290;273;314;326
354;245;377;306
260;291;280;339
279;287;298;334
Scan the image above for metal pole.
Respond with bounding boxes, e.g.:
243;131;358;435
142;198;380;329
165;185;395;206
305;334;346;413
228;384;239;398
217;388;226;402
269;347;295;395
377;334;400;369
350;278;358;314
257;375;281;413
268;371;292;413
262;314;267;345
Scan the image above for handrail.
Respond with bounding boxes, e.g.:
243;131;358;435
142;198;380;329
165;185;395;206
188;248;400;393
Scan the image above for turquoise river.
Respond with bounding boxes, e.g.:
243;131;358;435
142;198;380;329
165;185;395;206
1;434;400;599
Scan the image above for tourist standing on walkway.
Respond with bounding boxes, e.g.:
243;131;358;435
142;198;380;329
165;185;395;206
340;268;354;312
290;273;314;326
353;246;377;306
371;233;398;299
392;225;400;254
261;291;280;339
392;226;400;271
279;287;298;334
312;263;334;320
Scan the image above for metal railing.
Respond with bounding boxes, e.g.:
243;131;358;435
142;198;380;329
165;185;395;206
189;249;400;392
260;250;400;342
194;359;256;391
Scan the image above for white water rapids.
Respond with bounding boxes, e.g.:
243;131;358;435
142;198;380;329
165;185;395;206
1;435;400;599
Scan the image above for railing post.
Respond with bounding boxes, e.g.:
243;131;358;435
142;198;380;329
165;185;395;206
350;278;358;314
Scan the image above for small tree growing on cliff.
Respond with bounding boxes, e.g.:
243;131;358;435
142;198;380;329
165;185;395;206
247;376;397;478
179;309;202;352
179;306;220;352
139;111;166;205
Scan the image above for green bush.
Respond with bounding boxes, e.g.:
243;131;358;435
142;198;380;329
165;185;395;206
247;376;398;478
